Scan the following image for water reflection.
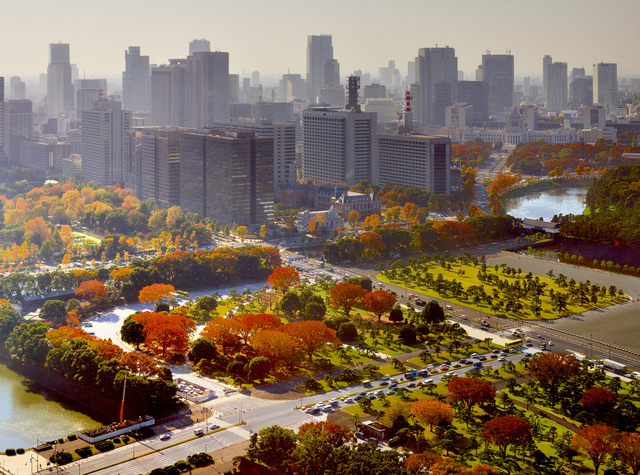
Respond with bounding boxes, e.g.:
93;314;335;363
505;187;588;221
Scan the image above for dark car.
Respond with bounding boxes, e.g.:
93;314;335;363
415;299;426;306
355;432;365;440
459;359;469;364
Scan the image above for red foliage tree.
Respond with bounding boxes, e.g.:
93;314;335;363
267;266;301;293
201;318;241;355
75;280;108;307
447;377;496;410
138;283;176;307
251;329;296;369
232;313;282;344
411;400;456;431
329;282;367;318
529;352;581;402
297;420;355;445
615;431;640;475
46;326;95;347
363;290;397;322
133;312;194;358
482;415;532;458
281;321;340;362
572;424;616;475
581;386;617;420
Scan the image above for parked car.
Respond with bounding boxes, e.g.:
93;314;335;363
355;432;365;440
368;437;378;444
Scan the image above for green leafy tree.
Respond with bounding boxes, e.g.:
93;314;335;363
40;300;67;326
245;426;297;472
121;316;146;349
248;356;272;382
188;337;218;364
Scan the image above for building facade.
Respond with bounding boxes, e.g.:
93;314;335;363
188;51;229;127
138;128;182;208
445;103;473;127
377;134;451;194
457;80;489;122
594;62;618;116
6;99;33;166
306;35;334;103
547;62;568;111
180;130;274;226
482;54;514;114
122;46;151;112
415;47;458;126
47;43;74;118
302;107;377;187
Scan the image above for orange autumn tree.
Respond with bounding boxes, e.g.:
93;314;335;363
89;339;125;360
140;313;194;358
138;283;176;307
267;267;301;293
112;268;133;286
297;420;355;444
0;299;11;308
447;377;496;411
572;424;616;475
330;282;368;318
46;326;95;347
201;318;241;355
75;280;108;307
411;400;456;432
119;351;160;378
615;431;640;475
251;329;296;369
232;313;281;344
363;289;397;322
482;415;533;459
281;321;340;362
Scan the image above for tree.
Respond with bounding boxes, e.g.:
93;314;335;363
279;291;302;319
447;377;496;410
0;306;24;345
248;356;272;381
75;280;108;307
582;386;617;421
363;290;397;322
251;330;297;369
201;318;240;355
236;225;249;242
138;283;176;307
615;432;640;475
572;425;616;475
297;420;355;446
529;352;581;402
245;426;297;473
267;267;301;294
233;312;281;344
330;282;367;318
40;300;67;326
282;321;340;362
165;206;183;228
411;400;455;431
399;325;417;345
420;301;445;326
347;210;361;231
389;306;403;323
121;316;146;349
141;313;193;358
483;415;532;459
119;352;159;378
337;322;358;341
188;337;219;364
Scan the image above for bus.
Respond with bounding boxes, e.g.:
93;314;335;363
505;339;524;348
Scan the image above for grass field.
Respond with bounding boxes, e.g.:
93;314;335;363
378;260;627;320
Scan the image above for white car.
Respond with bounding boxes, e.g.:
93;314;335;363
159;433;171;441
548;341;554;346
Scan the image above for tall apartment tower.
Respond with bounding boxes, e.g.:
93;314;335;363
302;107;377;186
593;63;618;116
542;55;553;99
123;46;151;112
81;101;132;185
482;53;514;114
180;130;274;226
546;62;568;111
377;134;451;194
188;51;229;127
47;43;74;118
415;47;458;126
189;39;210;55
306;35;333;103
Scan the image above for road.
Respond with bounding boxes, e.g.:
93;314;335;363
47;350;535;475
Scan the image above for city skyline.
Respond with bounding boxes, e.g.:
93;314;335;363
1;0;639;83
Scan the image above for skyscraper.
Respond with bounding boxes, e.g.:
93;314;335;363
188;51;229;127
306;35;333;103
547;62;568;111
570;76;593;106
122;46;151;112
415;47;458;126
0;78;6;162
47;43;74;118
457;80;489;122
81;100;132;185
139;128;181;208
594;63;618;116
189;38;210;56
151;66;171;126
180;130;274;226
302;107;377;186
6;99;33;166
542;55;553;99
482;53;514;114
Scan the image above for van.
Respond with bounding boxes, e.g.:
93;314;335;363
194;428;204;436
362;380;372;387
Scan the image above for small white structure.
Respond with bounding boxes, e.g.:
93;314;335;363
176;378;216;403
296;205;344;233
522;218;560;234
78;416;155;444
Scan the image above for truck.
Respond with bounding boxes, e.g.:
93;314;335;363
602;359;627;372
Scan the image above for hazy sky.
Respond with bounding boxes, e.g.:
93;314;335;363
2;0;639;83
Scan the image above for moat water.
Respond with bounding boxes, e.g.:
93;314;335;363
505;187;588;221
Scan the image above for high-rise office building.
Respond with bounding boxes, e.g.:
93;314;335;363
547;62;568;111
542;55;553;99
457;80;488;122
209;118;296;189
138;128;181;208
583;105;607;129
302;107;377;186
363;83;386;100
10;77;26;100
415;47;458;126
188;51;229;127
516;105;538;130
19;135;69;172
307;35;333;103
251;71;260;87
151;66;171;126
445;103;473;127
151;61;190;127
570;76;593;106
6;100;33;166
123;46;151;112
180;130;274;226
593;63;618;116
377;134;451;194
482;54;514;114
0;78;5;162
229;74;240;102
47;43;74;118
124;129;142;196
407;61;415;85
189;38;210;56
280;73;306;101
523;76;531;98
81;100;132;185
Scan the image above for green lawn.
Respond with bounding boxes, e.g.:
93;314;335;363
378;261;627;320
